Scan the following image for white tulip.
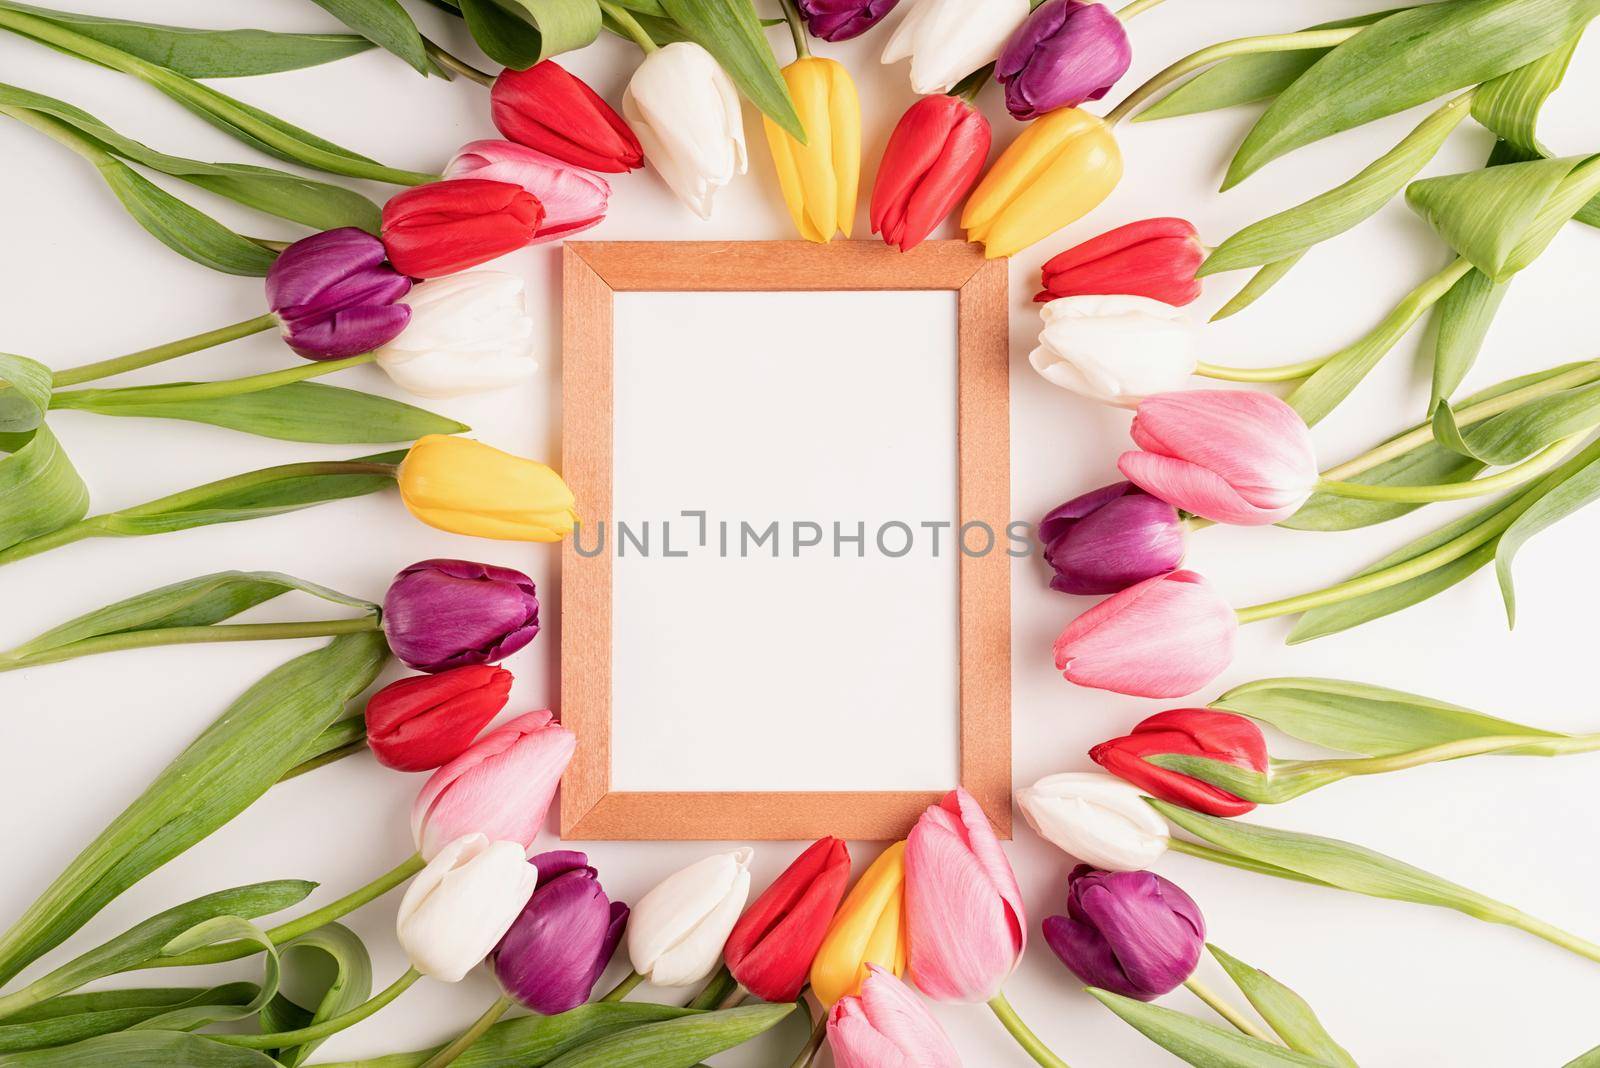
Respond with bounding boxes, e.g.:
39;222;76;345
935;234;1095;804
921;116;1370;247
1028;295;1199;407
882;0;1030;95
395;834;538;981
1016;772;1170;871
624;42;748;220
628;848;753;986
372;272;536;399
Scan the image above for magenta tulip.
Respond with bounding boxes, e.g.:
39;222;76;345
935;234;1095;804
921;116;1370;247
1053;570;1236;698
444;140;610;243
490;851;629;1015
828;965;962;1068
1039;482;1185;595
1043;865;1204;1001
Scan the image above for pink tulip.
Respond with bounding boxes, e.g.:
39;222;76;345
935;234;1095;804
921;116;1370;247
904;789;1024;1003
829;965;962;1068
444;139;610;243
1116;389;1317;526
412;710;576;859
1053;570;1236;698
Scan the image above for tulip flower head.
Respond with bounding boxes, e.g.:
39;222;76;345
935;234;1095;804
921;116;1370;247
396;833;540;982
624;43;748;220
373;273;537;399
490;851;629;1015
265;228;411;360
811;841;908;1008
1029;295;1199;406
882;0;1029;95
963;107;1121;259
397;435;578;543
1054;570;1237;698
445;140;610;243
725;837;851;1003
905;789;1024;1003
1037;217;1205;306
1040;482;1184;596
629;848;754;986
997;0;1131;119
1044;865;1204;1000
1016;772;1170;871
764;58;861;243
365;664;513;772
798;0;901;41
382;558;541;673
491;60;644;173
1092;709;1268;817
1118;390;1319;526
412;710;576;860
828;965;962;1068
380;179;543;279
871;94;991;253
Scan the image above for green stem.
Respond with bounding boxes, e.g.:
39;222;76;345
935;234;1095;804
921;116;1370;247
1182;978;1274;1042
599;1;659;52
777;0;809;58
600;971;645;1003
785;1013;828;1068
50;315;279;388
210;968;422;1048
987;991;1071;1068
50;352;375;410
717;986;750;1010
1165;837;1329;886
0;616;382;674
1104;27;1361;125
1115;0;1169;16
421;996;515;1068
422;37;495;86
1314;433;1589;503
953;64;995;104
279;738;370;781
1194;358;1324;383
1505;912;1600;965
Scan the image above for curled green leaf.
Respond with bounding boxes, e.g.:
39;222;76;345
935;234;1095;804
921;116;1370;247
0;426;89;553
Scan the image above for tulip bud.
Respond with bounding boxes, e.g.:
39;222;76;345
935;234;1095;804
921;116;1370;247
412;710;576;860
1016;772;1170;871
1029;295;1198;406
763;58;861;244
364;664;513;772
1043;865;1204;1001
997;1;1131;120
797;0;901;41
1053;570;1236;698
810;841;908;1008
396;834;539;982
1091;709;1268;817
491;60;644;173
1040;482;1184;596
871;94;991;253
380;179;543;279
382;558;541;673
882;0;1029;95
963;107;1121;259
1117;390;1318;526
396;435;578;543
629;849;754;987
905;789;1024;1003
373;273;536;399
490;851;629;1015
828;965;961;1068
264;228;411;360
1037;217;1204;306
624;43;748;220
445;140;610;243
725;838;851;1003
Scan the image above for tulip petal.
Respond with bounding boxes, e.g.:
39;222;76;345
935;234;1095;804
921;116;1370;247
629;849;754;987
1053;571;1236;698
396;835;539;981
811;842;907;1007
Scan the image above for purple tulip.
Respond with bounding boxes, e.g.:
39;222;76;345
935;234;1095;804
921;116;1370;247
795;0;901;41
1040;482;1184;596
996;0;1131;120
382;559;540;673
265;227;412;360
1043;866;1204;1001
491;851;629;1015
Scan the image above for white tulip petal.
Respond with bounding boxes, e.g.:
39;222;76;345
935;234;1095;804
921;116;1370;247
627;43;744;218
396;834;539;981
628;848;754;985
1031;295;1198;405
374;272;537;398
1017;772;1170;871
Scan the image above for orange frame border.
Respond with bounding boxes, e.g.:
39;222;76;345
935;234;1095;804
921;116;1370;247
561;240;1010;841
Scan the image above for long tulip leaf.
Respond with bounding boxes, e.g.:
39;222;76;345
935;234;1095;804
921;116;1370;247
136;918;281;1031
1494;448;1600;626
0;987;258;1053
1087;988;1328;1067
1209;254;1303;321
1407;154;1581;279
0;1031;283;1066
460;0;600;68
542;1004;796;1068
256;924;373;1067
660;0;802;140
1435;380;1600;465
0;427;89;553
1428;267;1508;411
303;0;428;73
1473;34;1582;155
1206;946;1358;1066
0;353;51;433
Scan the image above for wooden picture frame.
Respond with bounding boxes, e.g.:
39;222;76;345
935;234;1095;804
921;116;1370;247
561;240;1010;841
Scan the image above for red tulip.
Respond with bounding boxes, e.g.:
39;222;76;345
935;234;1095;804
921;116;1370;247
381;179;543;279
364;665;513;772
1037;217;1204;306
724;838;852;1002
1090;709;1268;816
871;95;991;253
492;61;644;173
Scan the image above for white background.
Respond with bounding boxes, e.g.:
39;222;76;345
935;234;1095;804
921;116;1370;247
2;2;1600;1064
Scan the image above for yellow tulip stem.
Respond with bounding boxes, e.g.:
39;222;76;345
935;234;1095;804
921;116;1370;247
777;0;810;59
599;1;658;52
1103;27;1363;126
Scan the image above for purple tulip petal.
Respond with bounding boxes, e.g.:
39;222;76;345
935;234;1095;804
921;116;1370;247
383;559;540;672
997;1;1131;119
492;868;621;1015
266;228;413;360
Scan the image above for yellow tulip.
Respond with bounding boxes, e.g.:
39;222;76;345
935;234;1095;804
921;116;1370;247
962;107;1122;259
398;434;577;542
810;840;908;1007
763;57;861;243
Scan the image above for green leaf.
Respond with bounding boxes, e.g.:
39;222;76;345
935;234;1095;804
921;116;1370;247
333;1004;696;1068
1407;154;1580;279
1206;946;1358;1066
304;0;428;73
1565;1042;1600;1068
0;987;257;1053
1494;448;1600;626
139;917;280;1031
98;157;279;275
1209;254;1303;321
0;353;52;433
543;1004;796;1068
1428;267;1508;411
660;0;802;140
1225;0;1600;188
1473;34;1583;155
462;0;601;67
1283;444;1483;531
0;427;89;553
1438;381;1600;465
1086;988;1327;1067
257;924;372;1067
0;1031;281;1067
0;631;389;986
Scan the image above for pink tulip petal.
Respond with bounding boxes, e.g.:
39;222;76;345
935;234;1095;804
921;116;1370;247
854;965;962;1067
829;998;919;1068
906;798;1021;1003
1052;571;1236;698
1117;450;1288;525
